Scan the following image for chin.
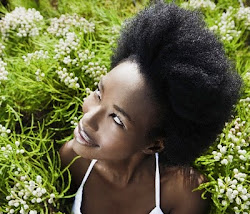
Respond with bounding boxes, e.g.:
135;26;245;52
72;138;98;159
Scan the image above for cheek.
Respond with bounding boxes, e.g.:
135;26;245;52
99;125;124;146
99;125;142;152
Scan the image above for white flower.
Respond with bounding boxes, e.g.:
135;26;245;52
0;43;5;56
29;180;35;186
35;69;45;81
214;155;220;161
18;191;24;197
227;188;233;194
48;198;53;204
0;7;43;40
23;50;49;65
36;175;42;183
109;25;121;46
236;132;242;136
230;179;237;185
236;145;241;150
239;155;247;161
23;204;29;210
233;168;239;174
236;196;242;205
241;139;246;144
241;195;248;201
222;200;227;206
217;178;225;188
220;146;227;154
54;32;81;63
50;193;55;198
0;58;8;84
209;7;241;42
181;0;216;10
226;188;236;201
32;190;37;196
221;159;228;165
8;200;14;206
82;62;107;85
15;141;20;147
20;176;26;181
55;67;80;89
47;14;95;37
234;172;247;182
233;190;239;196
235;7;250;30
241;188;247;195
234;206;239;210
41;188;46;194
238;149;246;155
227;155;233;162
219;188;225;193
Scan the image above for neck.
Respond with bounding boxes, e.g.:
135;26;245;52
94;153;155;188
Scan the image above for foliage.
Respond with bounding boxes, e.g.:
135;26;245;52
0;0;249;213
0;117;74;213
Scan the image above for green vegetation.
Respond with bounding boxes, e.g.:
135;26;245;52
0;0;249;213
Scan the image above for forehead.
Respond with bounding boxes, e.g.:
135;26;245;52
107;61;145;93
103;61;158;128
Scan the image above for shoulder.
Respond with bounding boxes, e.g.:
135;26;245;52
59;140;91;190
161;166;210;214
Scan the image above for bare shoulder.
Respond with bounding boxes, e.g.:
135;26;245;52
161;166;210;214
59;139;77;167
59;140;91;189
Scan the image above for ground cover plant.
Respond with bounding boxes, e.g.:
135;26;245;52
0;0;249;213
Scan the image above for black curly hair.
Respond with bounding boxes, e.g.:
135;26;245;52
111;2;242;166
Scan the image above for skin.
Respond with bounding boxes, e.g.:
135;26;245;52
59;61;209;214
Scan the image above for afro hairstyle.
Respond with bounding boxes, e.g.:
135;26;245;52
111;2;242;166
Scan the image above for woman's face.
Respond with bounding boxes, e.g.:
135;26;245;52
72;61;159;161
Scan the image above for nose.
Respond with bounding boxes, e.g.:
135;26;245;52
81;105;103;132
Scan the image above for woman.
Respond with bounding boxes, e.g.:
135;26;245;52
59;2;242;214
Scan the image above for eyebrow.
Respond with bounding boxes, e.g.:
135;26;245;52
100;77;104;92
113;105;133;124
99;78;134;124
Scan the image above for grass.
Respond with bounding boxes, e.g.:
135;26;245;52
0;0;249;213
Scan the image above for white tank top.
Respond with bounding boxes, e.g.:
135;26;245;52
71;153;164;214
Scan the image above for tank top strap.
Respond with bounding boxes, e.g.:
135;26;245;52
154;153;160;207
73;159;97;211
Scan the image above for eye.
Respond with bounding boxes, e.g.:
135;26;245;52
95;86;101;100
111;113;124;128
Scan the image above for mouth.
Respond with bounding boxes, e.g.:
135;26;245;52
74;124;99;147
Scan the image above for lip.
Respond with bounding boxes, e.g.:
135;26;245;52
74;123;99;147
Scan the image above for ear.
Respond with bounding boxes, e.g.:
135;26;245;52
142;138;165;155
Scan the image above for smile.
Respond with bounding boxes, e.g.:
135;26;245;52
74;124;99;147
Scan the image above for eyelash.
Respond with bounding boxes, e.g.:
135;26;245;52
95;86;101;100
94;86;125;128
